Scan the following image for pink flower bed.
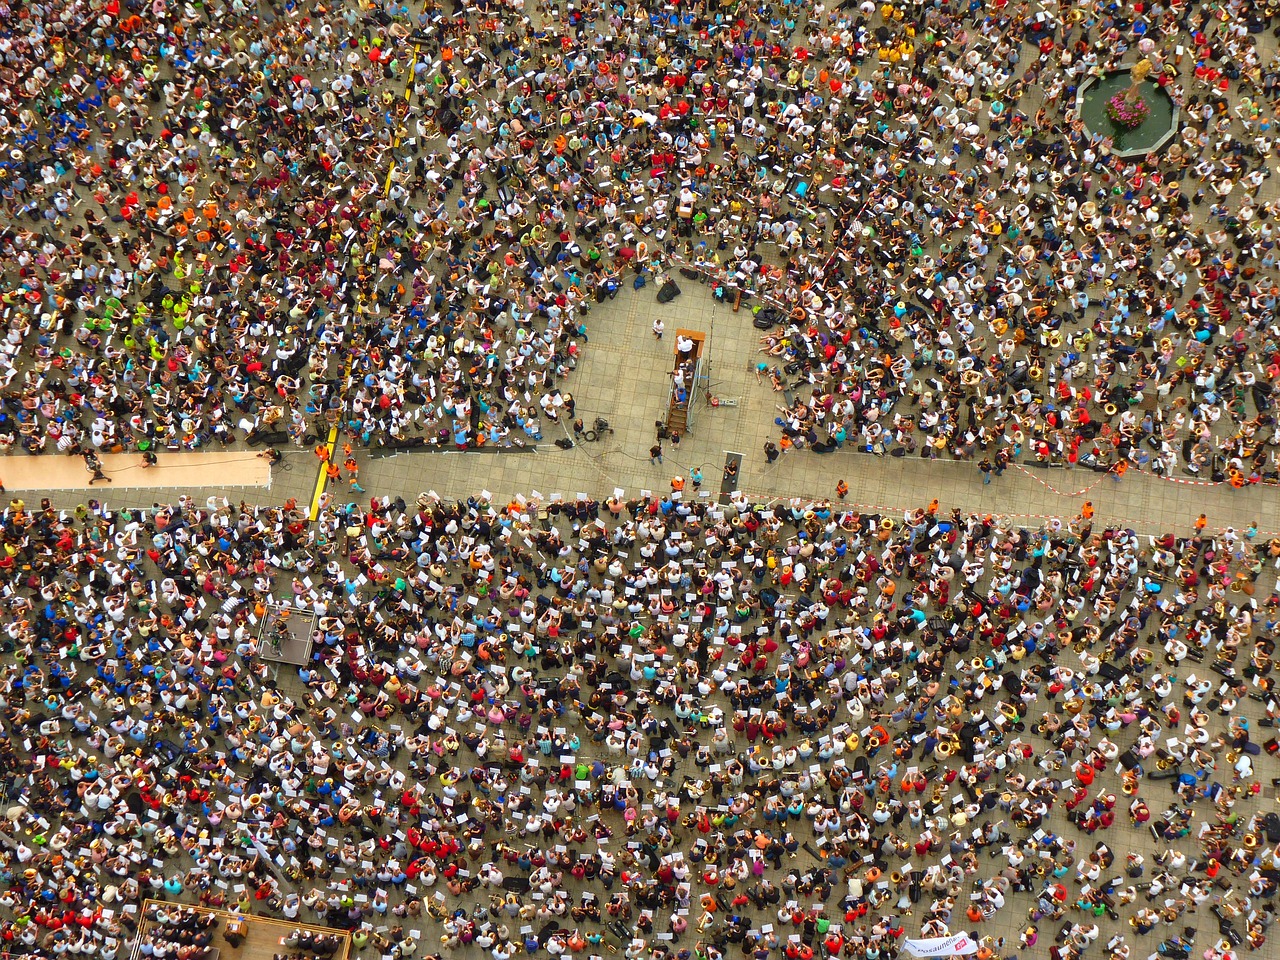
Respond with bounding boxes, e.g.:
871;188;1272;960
1106;91;1150;129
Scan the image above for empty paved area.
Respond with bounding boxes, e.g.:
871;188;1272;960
0;449;270;494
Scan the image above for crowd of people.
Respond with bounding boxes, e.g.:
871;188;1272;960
137;904;219;960
6;0;1280;959
0;488;1279;960
0;0;1278;475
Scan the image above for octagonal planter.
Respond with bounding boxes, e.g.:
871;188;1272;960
1075;69;1181;159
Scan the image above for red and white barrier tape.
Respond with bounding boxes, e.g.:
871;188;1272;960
1011;463;1106;498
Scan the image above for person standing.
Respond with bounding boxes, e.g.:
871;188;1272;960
835;479;848;500
650;442;663;464
978;458;992;485
764;440;779;464
689;466;703;490
343;454;365;493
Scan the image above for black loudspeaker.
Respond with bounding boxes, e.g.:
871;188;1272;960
245;428;288;447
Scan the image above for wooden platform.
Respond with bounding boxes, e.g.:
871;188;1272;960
136;900;351;960
0;450;270;491
665;328;706;437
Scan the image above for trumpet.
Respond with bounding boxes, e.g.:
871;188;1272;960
1048;331;1065;349
1029;364;1044;381
1103;403;1118;417
1244;833;1260;850
1156;755;1176;771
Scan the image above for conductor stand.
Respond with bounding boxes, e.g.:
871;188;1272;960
665;329;706;438
258;602;318;680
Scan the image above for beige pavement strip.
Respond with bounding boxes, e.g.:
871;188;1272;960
0;451;270;492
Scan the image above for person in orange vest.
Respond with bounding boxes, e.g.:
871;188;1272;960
671;475;685;493
343;455;365;493
1081;500;1094;521
1111;460;1127;482
835;479;848;500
